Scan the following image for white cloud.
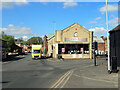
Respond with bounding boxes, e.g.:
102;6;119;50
0;24;34;38
108;17;119;27
0;0;119;3
0;0;28;9
37;0;74;2
22;36;28;41
1;0;28;3
8;24;14;27
13;0;119;2
63;2;77;8
15;0;28;5
99;4;118;14
89;27;106;36
95;17;101;20
37;0;78;8
1;28;8;31
0;2;13;9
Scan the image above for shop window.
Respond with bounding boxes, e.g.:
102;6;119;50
58;44;89;54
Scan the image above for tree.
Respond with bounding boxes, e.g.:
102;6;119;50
1;31;15;52
15;38;26;46
26;37;42;45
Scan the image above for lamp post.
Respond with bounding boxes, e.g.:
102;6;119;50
106;0;111;73
53;21;56;58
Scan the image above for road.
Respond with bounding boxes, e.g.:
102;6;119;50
2;53;118;89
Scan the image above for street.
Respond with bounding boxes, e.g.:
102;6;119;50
2;53;118;88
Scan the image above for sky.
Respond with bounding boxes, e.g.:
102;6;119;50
0;0;119;41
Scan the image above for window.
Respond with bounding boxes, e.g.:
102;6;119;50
74;32;78;37
58;44;89;54
33;50;41;53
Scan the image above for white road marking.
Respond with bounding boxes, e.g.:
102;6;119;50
73;74;118;84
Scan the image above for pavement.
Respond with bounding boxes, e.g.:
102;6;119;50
49;58;118;88
46;58;63;62
1;53;119;89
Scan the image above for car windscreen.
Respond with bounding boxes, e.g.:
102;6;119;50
33;50;40;53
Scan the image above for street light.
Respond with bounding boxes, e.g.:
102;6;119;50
53;21;56;58
106;0;111;73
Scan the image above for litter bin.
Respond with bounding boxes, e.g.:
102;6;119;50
112;56;117;73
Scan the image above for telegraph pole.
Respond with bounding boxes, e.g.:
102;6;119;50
106;0;111;73
53;21;56;58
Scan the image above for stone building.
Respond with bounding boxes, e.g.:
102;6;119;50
47;23;93;59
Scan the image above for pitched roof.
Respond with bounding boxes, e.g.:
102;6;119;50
62;23;77;31
46;34;55;40
47;23;89;40
62;23;89;33
109;24;120;32
93;36;104;43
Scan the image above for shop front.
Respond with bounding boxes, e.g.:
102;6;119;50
58;43;90;59
48;23;93;59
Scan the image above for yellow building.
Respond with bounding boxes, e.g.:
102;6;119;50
47;23;93;59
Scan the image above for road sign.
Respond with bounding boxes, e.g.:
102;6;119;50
62;48;65;53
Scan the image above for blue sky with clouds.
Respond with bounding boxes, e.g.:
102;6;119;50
0;1;119;40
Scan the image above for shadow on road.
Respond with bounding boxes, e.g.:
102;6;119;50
2;55;25;62
0;81;10;84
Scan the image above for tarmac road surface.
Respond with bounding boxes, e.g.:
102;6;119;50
2;53;118;89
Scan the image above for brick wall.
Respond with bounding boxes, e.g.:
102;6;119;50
43;35;48;54
98;43;105;51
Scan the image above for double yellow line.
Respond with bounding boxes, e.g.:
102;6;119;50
49;69;74;89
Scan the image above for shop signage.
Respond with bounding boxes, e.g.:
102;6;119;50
62;48;65;52
65;37;87;42
81;48;84;52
